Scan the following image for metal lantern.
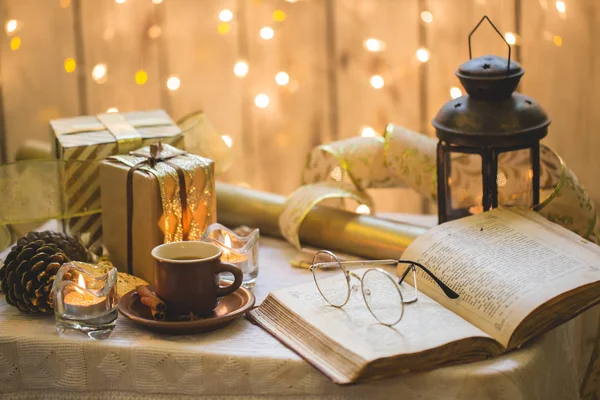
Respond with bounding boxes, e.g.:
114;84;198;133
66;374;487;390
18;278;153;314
432;16;551;223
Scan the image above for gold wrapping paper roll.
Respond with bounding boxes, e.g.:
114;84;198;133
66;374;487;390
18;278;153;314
216;182;427;259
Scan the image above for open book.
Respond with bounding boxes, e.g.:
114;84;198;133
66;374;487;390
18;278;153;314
248;208;600;384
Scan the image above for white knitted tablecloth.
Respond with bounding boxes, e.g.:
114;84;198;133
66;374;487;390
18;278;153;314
0;216;599;400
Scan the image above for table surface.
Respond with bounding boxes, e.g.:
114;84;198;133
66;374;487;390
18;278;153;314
0;215;598;400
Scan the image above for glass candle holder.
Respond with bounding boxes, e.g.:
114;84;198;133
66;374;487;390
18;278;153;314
202;223;259;289
51;262;118;340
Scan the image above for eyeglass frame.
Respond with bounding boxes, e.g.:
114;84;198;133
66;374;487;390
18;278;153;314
309;250;459;326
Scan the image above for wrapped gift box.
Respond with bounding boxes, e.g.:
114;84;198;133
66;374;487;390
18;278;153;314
50;110;184;253
99;144;216;283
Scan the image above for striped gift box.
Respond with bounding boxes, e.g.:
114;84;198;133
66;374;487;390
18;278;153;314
51;110;184;255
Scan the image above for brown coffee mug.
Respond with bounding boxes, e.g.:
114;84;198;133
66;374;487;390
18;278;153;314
151;241;243;316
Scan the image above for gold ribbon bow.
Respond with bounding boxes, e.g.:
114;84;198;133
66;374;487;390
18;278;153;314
279;124;598;248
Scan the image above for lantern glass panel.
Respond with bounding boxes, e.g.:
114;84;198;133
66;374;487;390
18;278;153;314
497;149;533;207
449;152;483;214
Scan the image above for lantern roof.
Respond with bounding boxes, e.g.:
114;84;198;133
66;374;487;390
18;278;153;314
433;55;550;148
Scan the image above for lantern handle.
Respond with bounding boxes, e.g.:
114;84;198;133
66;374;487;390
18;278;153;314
468;15;511;75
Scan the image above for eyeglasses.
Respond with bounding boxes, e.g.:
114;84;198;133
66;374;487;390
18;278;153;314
310;250;459;326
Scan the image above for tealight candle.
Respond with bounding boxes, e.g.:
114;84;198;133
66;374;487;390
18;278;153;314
202;224;259;289
52;262;118;340
63;274;107;315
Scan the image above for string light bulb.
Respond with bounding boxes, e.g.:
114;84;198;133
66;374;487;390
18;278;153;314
555;0;566;13
364;38;385;52
260;27;274;40
9;36;20;51
115;0;126;3
272;10;286;22
135;70;148;85
416;47;430;62
152;0;164;3
505;32;516;45
254;94;270;108
361;126;377;137
420;11;433;23
233;60;249;77
107;107;119;113
356;205;371;214
5;20;17;34
553;35;562;47
370;75;384;89
275;71;290;86
217;22;230;35
167;75;181;91
92;63;107;83
64;58;77;73
450;87;462;99
221;135;233;148
219;9;233;22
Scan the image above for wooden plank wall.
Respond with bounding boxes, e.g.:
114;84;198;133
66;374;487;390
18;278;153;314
521;0;600;208
0;0;599;213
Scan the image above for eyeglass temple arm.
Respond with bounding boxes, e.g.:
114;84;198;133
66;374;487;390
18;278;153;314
397;260;459;299
339;260;398;267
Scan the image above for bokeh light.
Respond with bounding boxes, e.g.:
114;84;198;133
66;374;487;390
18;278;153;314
64;58;77;73
416;47;430;62
167;75;181;91
370;75;384;89
219;9;233;22
233;60;249;77
260;27;274;40
420;11;433;23
255;94;270;108
135;70;148;85
275;71;290;86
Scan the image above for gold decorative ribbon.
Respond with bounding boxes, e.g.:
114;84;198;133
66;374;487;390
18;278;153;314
280;124;598;248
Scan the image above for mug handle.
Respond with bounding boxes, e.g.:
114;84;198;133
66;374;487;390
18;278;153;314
215;262;243;297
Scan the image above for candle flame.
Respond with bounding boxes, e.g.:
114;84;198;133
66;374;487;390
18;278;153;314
74;273;87;295
224;233;232;248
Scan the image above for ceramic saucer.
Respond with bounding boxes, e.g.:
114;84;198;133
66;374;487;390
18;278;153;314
118;286;255;334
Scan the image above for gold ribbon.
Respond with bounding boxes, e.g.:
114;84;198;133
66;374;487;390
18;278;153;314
110;143;214;244
280;124;598;248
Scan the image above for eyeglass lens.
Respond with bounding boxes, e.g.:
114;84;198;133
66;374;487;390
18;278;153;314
361;269;404;326
312;251;349;307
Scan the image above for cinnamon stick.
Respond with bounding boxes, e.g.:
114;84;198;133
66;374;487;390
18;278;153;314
136;285;167;321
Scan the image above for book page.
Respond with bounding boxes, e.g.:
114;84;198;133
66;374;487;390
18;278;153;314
401;208;600;348
271;268;494;363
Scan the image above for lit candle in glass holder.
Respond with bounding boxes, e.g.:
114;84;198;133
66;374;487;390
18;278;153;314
202;223;259;289
52;262;118;340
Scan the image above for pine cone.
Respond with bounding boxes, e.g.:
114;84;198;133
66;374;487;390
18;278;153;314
17;231;88;262
0;240;70;313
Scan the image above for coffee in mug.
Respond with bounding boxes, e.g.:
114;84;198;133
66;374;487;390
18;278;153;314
151;241;243;316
